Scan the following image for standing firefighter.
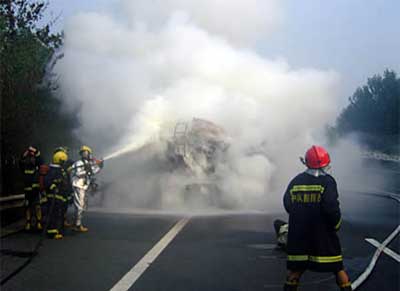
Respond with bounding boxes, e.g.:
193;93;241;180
45;150;70;239
53;147;74;227
71;145;104;232
283;145;352;291
20;146;44;231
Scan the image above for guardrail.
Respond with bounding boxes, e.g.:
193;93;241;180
0;194;25;203
0;194;25;211
361;151;400;162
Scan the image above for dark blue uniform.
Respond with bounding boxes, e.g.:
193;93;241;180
45;164;69;237
283;172;343;272
20;151;44;229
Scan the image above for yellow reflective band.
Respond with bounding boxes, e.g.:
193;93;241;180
50;184;57;190
24;170;35;174
285;281;299;286
288;255;343;263
56;195;67;202
32;183;40;188
47;194;67;202
340;282;352;288
288;255;308;261
335;218;342;230
24;187;33;191
290;185;325;194
40;197;48;204
309;255;343;263
47;229;58;234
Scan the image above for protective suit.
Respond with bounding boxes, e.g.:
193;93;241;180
282;145;352;291
20;146;44;231
45;151;70;239
71;145;103;232
53;147;74;227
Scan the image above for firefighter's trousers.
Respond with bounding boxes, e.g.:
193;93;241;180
46;195;65;236
24;187;43;228
73;186;87;226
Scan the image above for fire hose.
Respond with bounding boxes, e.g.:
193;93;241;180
0;196;56;286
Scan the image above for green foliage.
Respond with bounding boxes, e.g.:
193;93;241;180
1;0;79;193
334;69;400;154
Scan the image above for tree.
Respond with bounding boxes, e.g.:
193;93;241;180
0;0;78;194
333;69;400;154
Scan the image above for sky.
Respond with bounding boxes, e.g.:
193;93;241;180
46;0;400;109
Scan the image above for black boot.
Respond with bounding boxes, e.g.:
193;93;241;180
339;282;352;291
283;281;299;291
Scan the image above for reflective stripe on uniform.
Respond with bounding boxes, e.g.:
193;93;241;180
309;255;343;263
24;169;35;174
46;194;67;202
287;255;308;261
47;229;58;234
285;281;299;286
288;255;343;263
50;184;57;190
335;218;342;230
290;185;325;194
340;282;352;288
24;187;33;191
32;183;40;188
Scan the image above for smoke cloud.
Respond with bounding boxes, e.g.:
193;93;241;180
54;0;343;212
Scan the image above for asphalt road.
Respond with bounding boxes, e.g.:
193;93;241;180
1;191;399;291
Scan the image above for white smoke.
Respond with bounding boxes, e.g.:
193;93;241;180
54;0;341;211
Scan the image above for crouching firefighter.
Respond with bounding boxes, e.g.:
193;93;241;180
45;151;70;239
283;145;352;291
20;146;44;231
71;145;104;232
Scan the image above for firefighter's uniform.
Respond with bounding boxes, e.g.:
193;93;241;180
71;145;103;232
45;162;69;239
63;159;75;226
53;147;74;226
284;171;343;272
20;147;44;230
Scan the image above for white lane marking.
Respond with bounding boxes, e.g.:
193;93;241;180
365;238;400;262
109;217;190;291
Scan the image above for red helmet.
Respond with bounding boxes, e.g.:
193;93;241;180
305;145;330;169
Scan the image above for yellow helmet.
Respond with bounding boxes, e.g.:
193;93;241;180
53;151;68;165
79;145;93;154
54;146;70;154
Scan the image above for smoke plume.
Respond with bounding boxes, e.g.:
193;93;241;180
54;0;343;212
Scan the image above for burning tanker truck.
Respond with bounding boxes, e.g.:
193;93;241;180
161;118;232;208
99;118;234;210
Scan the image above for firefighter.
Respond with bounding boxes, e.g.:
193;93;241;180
274;219;288;250
53;146;74;227
45;150;70;239
20;146;44;231
71;145;104;232
283;145;352;291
